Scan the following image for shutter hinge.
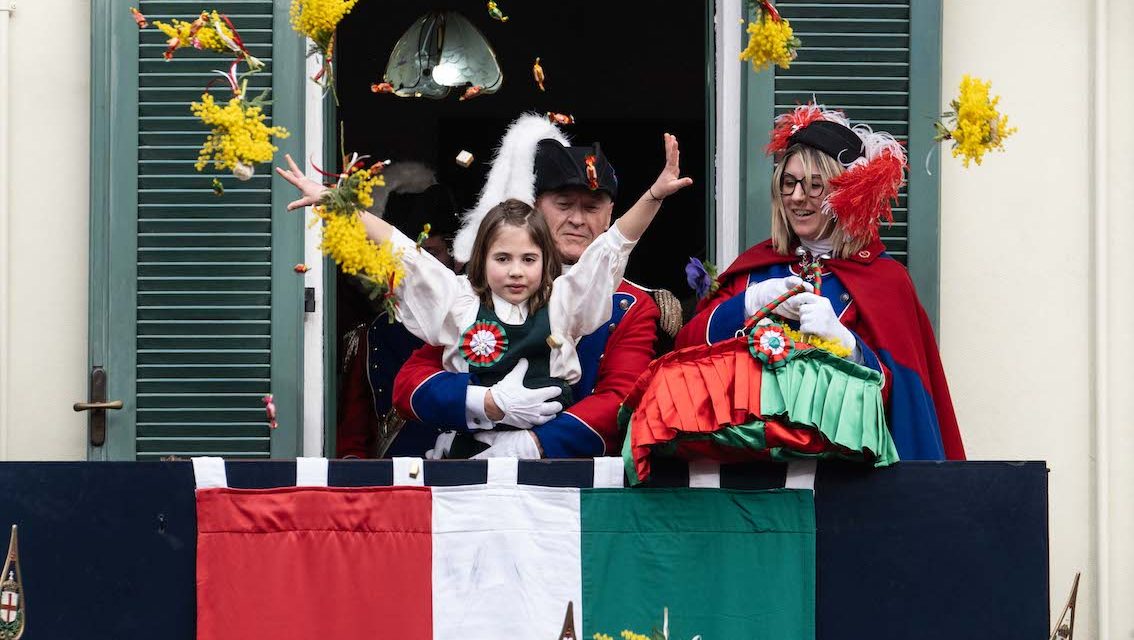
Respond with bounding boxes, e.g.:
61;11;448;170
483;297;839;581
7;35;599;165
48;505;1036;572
304;287;316;313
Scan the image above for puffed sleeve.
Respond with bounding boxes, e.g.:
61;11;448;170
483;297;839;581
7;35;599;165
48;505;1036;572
547;224;636;382
389;230;480;348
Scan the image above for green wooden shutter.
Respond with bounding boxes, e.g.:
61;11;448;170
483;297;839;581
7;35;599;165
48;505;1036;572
741;0;941;323
90;0;304;460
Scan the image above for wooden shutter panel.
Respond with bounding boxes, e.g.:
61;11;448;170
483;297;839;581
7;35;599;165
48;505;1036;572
130;0;303;459
742;0;941;318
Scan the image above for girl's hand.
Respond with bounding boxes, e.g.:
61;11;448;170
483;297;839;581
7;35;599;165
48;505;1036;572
649;133;694;200
274;153;329;211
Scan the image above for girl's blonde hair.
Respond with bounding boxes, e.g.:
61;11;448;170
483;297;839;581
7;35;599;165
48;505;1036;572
466;199;561;314
770;144;870;259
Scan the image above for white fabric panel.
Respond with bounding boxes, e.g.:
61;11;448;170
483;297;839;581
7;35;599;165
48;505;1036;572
784;460;818;491
591;457;624;488
191;457;228;489
392;457;425;486
485;457;518;485
688;460;721;488
295;457;329;487
432;485;582;638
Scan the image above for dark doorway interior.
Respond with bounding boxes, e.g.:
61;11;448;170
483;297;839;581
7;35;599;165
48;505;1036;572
335;0;709;331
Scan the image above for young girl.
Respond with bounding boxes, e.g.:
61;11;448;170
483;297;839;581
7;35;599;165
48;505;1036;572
279;133;691;432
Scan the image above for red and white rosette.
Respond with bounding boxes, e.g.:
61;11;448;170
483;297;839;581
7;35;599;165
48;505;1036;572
748;323;796;370
460;320;508;367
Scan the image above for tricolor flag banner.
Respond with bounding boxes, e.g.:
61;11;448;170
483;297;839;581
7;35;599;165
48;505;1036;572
196;485;814;639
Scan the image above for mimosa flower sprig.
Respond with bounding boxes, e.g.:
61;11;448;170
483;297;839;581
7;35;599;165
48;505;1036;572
150;10;263;70
190;61;290;180
593;607;702;640
289;0;360;96
310;153;406;318
739;0;801;72
934;75;1018;167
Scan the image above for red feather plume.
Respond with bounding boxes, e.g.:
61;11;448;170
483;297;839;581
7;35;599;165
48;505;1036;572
825;151;906;242
765;104;830;156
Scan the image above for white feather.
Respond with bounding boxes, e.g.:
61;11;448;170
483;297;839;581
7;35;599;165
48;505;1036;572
452;113;569;262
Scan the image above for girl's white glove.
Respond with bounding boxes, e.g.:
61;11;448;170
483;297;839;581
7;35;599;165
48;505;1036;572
794;293;856;353
744;276;813;320
470;431;542;459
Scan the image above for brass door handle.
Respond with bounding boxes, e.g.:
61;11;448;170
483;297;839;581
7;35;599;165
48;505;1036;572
78;367;120;446
73;400;123;411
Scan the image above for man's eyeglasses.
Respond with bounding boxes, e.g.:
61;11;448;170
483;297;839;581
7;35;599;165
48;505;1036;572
780;173;825;197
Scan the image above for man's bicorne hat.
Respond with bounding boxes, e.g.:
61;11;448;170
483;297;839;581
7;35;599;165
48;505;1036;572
766;102;908;243
452;113;617;262
533;139;618;200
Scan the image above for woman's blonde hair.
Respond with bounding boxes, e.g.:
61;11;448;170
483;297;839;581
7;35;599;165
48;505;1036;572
466;199;561;314
770;144;870;259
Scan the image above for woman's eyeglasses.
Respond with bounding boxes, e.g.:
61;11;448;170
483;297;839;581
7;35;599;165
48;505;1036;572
780;173;825;197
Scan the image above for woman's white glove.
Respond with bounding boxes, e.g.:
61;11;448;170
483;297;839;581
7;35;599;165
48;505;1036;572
488;359;563;429
795;293;856;353
470;431;542;459
744;276;813;320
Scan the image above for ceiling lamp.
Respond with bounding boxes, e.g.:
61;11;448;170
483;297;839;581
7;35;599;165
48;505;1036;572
383;10;503;99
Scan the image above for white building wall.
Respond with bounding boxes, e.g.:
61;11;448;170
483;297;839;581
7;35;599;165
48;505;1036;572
941;0;1133;636
1102;1;1134;637
0;0;89;460
0;0;1131;636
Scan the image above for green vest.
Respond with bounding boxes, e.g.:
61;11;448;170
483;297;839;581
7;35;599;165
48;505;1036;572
468;304;575;409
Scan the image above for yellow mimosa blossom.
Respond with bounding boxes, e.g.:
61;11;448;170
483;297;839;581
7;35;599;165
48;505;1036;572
782;325;853;359
739;5;800;72
593;634;615;640
289;0;358;48
310;160;404;315
935;75;1017;168
191;93;290;175
619;631;651;640
313;207;403;287
152;10;262;69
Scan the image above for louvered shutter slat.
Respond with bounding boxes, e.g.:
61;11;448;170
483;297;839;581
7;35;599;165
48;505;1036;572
136;0;278;459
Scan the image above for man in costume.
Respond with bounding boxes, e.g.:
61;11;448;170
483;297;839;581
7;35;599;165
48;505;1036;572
392;114;661;458
676;103;965;461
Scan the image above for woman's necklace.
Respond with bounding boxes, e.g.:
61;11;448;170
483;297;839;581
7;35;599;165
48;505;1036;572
795;246;829;284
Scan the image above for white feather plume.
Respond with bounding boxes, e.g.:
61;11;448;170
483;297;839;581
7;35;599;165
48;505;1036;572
452;113;569;262
847;123;906;169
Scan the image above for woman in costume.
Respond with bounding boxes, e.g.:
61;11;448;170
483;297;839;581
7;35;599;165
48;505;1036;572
674;103;965;461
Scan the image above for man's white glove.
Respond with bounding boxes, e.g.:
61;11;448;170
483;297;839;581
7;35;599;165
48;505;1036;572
795;293;856;353
744;276;813;320
470;430;542;459
425;431;458;460
486;358;563;429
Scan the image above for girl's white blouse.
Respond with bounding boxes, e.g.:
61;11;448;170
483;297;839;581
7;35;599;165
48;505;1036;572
389;224;636;383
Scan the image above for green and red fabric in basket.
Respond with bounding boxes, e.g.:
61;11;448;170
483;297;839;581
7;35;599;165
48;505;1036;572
619;272;899;485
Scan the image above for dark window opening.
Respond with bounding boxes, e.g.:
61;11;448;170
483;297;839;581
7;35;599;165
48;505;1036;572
331;0;709;457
